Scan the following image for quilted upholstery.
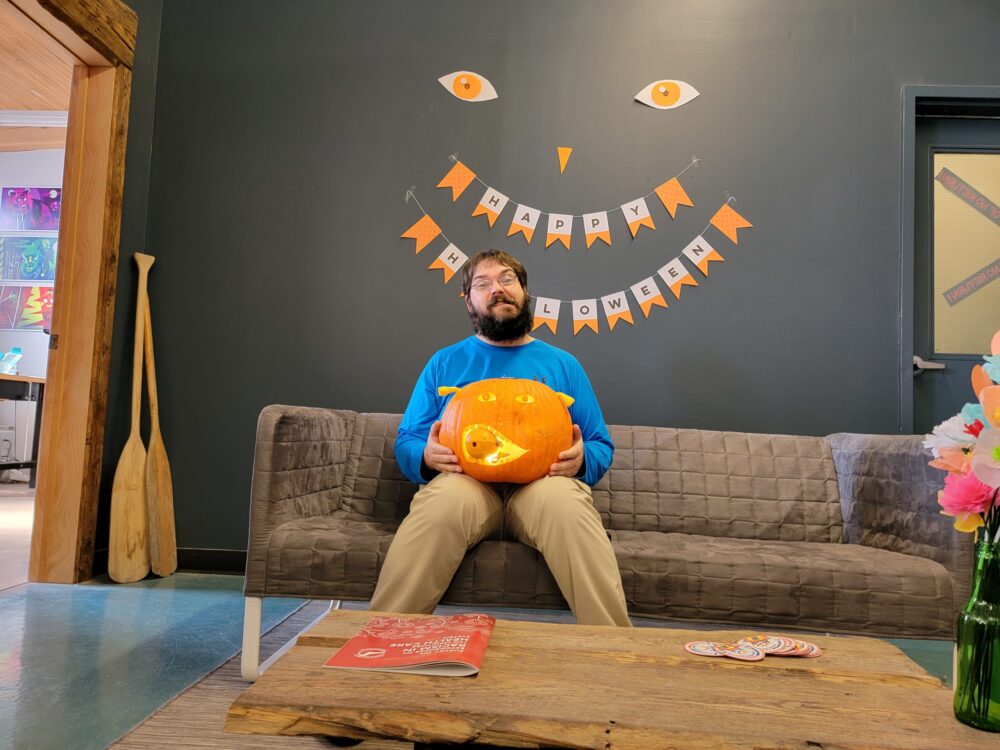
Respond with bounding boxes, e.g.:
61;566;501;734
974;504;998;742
244;406;970;638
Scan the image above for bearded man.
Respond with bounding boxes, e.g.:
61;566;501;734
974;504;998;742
370;249;631;626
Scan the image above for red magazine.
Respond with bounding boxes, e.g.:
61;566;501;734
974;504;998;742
323;614;496;677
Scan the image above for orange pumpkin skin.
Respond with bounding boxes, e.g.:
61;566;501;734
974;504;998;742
439;378;573;483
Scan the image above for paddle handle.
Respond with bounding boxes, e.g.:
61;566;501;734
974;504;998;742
131;253;155;433
143;296;159;428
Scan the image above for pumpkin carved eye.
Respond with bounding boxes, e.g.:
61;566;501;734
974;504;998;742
477;392;497;403
515;394;535;404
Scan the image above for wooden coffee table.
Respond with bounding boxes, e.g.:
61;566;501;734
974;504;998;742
225;610;994;749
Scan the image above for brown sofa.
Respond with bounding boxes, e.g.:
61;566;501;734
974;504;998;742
240;405;971;679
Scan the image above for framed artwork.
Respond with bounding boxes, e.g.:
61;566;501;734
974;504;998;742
0;187;61;230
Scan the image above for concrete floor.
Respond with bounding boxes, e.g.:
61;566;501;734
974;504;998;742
0;482;33;591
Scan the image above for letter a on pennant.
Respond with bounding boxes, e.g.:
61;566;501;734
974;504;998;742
532;296;561;334
400;214;441;254
601;292;634;330
546;213;573;250
507;205;541;244
428;243;468;283
709;203;753;244
572;299;599;335
436;161;477;202
654;177;694;219
471;187;509;227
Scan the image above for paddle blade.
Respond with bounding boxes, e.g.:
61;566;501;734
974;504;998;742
108;436;150;583
146;432;177;577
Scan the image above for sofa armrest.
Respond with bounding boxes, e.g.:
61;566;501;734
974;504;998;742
827;432;973;609
244;405;357;593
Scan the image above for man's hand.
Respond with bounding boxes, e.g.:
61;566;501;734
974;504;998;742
423;421;462;474
549;425;584;478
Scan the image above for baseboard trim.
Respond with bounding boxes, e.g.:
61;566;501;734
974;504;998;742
91;547;247;577
177;548;246;574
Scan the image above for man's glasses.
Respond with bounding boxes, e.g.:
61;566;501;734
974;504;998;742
470;273;519;293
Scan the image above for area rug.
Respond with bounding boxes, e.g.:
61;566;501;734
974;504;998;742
109;600;412;749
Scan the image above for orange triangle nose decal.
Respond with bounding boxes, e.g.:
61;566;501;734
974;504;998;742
557;146;572;174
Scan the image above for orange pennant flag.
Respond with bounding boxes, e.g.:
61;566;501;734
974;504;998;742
654;177;694;219
572;299;599;335
657;258;699;300
582;212;611;249
507;205;540;244
601;292;634;331
427;243;468;284
621;198;655;238
400;214;441;254
436;161;477;202
471;187;509;228
546;213;573;250
532;297;561;335
682;236;725;276
630;278;668;317
709;203;753;244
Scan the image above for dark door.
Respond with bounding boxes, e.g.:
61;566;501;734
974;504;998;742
913;116;1000;434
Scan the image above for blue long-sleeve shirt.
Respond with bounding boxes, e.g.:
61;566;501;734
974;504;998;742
395;336;614;487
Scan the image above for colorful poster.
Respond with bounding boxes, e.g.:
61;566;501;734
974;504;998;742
0;187;61;230
0;285;52;330
0;237;57;281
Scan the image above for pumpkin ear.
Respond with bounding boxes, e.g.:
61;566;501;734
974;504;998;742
438;386;462;397
557;392;575;408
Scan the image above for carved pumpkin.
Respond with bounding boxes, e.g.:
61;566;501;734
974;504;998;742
438;378;575;483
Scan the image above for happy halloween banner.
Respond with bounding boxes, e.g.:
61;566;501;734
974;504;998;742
401;200;753;335
436;156;698;248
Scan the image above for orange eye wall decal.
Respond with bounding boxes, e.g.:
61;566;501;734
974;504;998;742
439;71;498;102
634;80;699;110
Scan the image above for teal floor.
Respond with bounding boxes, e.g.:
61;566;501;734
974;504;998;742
0;573;955;750
0;574;304;750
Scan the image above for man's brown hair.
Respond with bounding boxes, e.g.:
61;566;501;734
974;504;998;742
460;250;528;297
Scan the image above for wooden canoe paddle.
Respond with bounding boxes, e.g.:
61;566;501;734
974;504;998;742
144;292;176;576
108;253;154;583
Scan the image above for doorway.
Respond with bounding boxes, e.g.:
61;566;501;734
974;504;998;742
901;86;1000;434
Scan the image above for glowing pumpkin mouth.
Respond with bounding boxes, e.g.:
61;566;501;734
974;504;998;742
461;424;529;466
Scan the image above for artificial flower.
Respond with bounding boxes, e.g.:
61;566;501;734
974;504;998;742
983;354;1000;383
939;506;985;533
929;446;972;474
964;419;985;438
961;402;986;427
979;385;1000;429
923;414;977;458
939;470;996;517
971;427;1000;488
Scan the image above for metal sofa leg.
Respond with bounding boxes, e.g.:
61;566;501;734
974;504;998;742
241;596;263;682
241;597;342;682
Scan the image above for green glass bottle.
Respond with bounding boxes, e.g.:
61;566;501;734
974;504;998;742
954;540;1000;731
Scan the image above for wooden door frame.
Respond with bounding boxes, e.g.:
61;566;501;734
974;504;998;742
899;85;1000;434
14;0;138;582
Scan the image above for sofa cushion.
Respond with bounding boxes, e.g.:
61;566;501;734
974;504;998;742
611;530;955;638
597;426;843;543
261;513;398;599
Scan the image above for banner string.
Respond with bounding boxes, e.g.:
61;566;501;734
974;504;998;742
405;187;740;307
448;153;700;219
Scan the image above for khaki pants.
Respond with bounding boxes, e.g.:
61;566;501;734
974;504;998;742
369;473;632;627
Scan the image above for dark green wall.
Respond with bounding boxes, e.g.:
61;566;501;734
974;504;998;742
98;0;163;554
103;0;1000;555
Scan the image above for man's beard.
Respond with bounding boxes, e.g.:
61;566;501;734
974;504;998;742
470;292;533;342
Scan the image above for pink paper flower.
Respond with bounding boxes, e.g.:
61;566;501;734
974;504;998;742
939;470;996;518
